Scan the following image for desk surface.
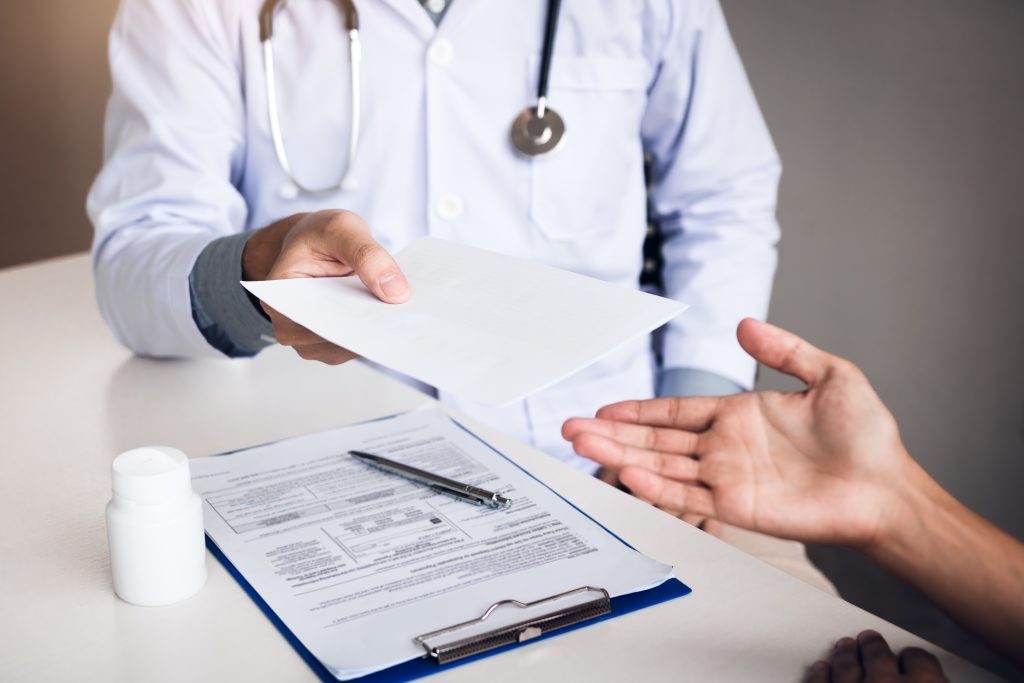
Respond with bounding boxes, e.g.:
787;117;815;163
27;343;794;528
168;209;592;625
0;255;998;682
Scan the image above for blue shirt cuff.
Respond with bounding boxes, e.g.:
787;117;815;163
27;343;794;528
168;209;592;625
188;232;275;358
657;367;744;398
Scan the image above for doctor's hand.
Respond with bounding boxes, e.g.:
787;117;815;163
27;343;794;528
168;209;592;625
243;210;410;365
562;319;922;549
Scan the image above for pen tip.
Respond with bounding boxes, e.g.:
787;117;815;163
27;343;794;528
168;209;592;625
349;450;375;460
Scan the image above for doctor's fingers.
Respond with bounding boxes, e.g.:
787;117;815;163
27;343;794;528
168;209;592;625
618;467;717;519
262;304;329;347
292;342;358;365
562;418;701;456
596;396;720;432
305;211;411;303
334;232;411;304
264;306;358;364
568;432;701;482
267;211;411;304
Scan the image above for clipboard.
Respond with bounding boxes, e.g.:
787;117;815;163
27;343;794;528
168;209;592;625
205;416;693;682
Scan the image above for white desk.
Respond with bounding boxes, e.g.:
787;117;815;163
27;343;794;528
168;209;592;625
0;255;997;682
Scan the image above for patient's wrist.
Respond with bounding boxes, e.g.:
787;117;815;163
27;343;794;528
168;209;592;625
859;454;947;566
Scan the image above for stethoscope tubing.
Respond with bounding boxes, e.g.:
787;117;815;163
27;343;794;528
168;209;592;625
535;0;561;117
261;0;361;197
261;0;563;198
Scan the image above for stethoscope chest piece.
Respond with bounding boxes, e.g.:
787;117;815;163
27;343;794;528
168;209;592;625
510;104;565;157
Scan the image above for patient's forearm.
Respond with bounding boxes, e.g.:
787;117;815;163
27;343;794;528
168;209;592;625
865;460;1024;665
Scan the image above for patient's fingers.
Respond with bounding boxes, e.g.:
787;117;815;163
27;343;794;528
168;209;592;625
829;637;862;683
570;433;700;481
700;518;723;537
596;397;719;431
857;630;898;679
678;513;706;528
562;418;700;454
619;467;716;518
802;660;830;683
898;647;946;679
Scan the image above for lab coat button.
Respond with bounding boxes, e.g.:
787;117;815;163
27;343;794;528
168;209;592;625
428;39;454;66
425;0;446;13
436;192;464;220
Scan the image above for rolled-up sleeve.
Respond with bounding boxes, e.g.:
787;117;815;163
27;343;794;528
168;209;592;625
642;0;781;390
87;0;248;358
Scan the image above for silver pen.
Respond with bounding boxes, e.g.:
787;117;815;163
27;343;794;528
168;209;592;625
349;450;512;509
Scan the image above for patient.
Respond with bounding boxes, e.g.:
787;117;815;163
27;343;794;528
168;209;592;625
563;319;1024;678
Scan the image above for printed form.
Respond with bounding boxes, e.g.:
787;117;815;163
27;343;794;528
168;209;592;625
191;407;674;680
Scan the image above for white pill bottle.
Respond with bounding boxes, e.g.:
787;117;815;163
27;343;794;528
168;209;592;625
106;446;207;606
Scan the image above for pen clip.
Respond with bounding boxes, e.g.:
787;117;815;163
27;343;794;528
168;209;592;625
430;484;485;506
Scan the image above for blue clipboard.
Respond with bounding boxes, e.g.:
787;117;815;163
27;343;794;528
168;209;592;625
206;413;692;682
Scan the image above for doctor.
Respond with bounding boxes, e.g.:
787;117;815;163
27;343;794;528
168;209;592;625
89;0;801;568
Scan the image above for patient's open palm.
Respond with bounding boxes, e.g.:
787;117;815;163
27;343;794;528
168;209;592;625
563;319;912;546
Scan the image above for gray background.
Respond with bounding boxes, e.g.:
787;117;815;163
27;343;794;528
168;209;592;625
1;0;1021;678
723;2;1024;678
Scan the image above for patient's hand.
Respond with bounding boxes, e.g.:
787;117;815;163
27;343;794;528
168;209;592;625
568;320;1024;667
562;319;921;548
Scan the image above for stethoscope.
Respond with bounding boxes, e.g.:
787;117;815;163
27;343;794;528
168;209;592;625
259;0;565;199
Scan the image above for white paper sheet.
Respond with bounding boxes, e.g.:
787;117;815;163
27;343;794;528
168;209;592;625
191;407;674;680
242;238;687;406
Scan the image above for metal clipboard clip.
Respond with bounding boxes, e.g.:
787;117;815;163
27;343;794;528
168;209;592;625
414;586;611;665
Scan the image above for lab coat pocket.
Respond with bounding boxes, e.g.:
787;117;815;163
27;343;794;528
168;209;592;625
529;56;649;241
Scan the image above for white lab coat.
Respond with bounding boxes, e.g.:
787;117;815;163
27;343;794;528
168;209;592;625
88;0;780;469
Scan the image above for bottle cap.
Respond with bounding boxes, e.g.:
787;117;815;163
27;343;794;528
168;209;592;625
111;447;192;504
